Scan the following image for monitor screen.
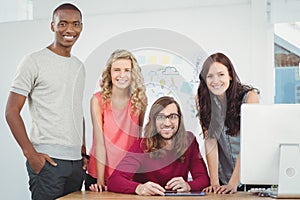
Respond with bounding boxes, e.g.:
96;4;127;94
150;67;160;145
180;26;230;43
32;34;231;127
240;104;300;198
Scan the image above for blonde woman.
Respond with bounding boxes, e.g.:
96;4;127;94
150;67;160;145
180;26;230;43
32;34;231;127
85;49;147;192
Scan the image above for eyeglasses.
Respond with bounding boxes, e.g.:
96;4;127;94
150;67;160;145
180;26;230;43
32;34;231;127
156;113;180;123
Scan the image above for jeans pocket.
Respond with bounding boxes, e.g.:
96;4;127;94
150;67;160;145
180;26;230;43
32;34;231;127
26;160;48;175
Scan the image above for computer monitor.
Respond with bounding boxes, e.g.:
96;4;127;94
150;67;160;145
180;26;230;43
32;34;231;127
240;104;300;198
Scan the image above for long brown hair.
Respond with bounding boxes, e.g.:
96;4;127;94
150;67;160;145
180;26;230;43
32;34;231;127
197;52;259;137
142;96;187;162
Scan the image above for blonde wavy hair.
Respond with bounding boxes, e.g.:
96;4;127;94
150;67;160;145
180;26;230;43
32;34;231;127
100;49;147;114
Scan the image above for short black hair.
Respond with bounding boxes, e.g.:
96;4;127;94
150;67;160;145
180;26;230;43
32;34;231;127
52;3;82;21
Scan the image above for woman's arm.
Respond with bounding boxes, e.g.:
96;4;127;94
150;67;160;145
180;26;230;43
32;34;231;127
229;154;241;186
203;137;220;192
214;154;240;194
195;95;219;191
90;95;107;191
138;110;145;136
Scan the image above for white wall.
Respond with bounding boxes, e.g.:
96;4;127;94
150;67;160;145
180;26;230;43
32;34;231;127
0;20;52;200
0;0;273;199
0;0;29;22
269;0;300;23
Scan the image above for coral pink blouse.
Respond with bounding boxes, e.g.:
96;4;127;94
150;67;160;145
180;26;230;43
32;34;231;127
87;92;140;180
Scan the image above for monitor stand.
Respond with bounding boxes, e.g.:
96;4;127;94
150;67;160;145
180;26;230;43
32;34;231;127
273;144;300;199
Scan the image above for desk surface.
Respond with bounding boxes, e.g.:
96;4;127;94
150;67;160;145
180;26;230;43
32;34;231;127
57;191;293;200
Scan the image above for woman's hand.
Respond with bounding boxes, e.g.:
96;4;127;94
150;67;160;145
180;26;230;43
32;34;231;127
202;184;237;194
89;181;107;192
165;177;191;192
135;181;165;196
202;184;220;193
214;184;237;194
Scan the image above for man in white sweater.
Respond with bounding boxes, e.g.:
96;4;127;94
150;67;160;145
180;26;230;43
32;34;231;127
5;3;86;200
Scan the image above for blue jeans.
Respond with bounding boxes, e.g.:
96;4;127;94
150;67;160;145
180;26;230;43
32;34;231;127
26;158;84;200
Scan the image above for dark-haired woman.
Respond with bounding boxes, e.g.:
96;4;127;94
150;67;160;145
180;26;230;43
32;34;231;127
196;52;259;194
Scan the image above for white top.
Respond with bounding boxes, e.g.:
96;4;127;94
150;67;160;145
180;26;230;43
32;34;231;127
10;48;85;160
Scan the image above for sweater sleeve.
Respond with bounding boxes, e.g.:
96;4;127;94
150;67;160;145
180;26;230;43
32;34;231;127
187;137;210;191
107;140;143;194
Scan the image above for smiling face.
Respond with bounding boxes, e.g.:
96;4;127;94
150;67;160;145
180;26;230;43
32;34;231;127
51;9;82;55
110;58;132;90
206;62;232;98
155;103;179;141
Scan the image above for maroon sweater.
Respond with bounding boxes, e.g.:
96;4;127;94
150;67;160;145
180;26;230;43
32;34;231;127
107;132;210;194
